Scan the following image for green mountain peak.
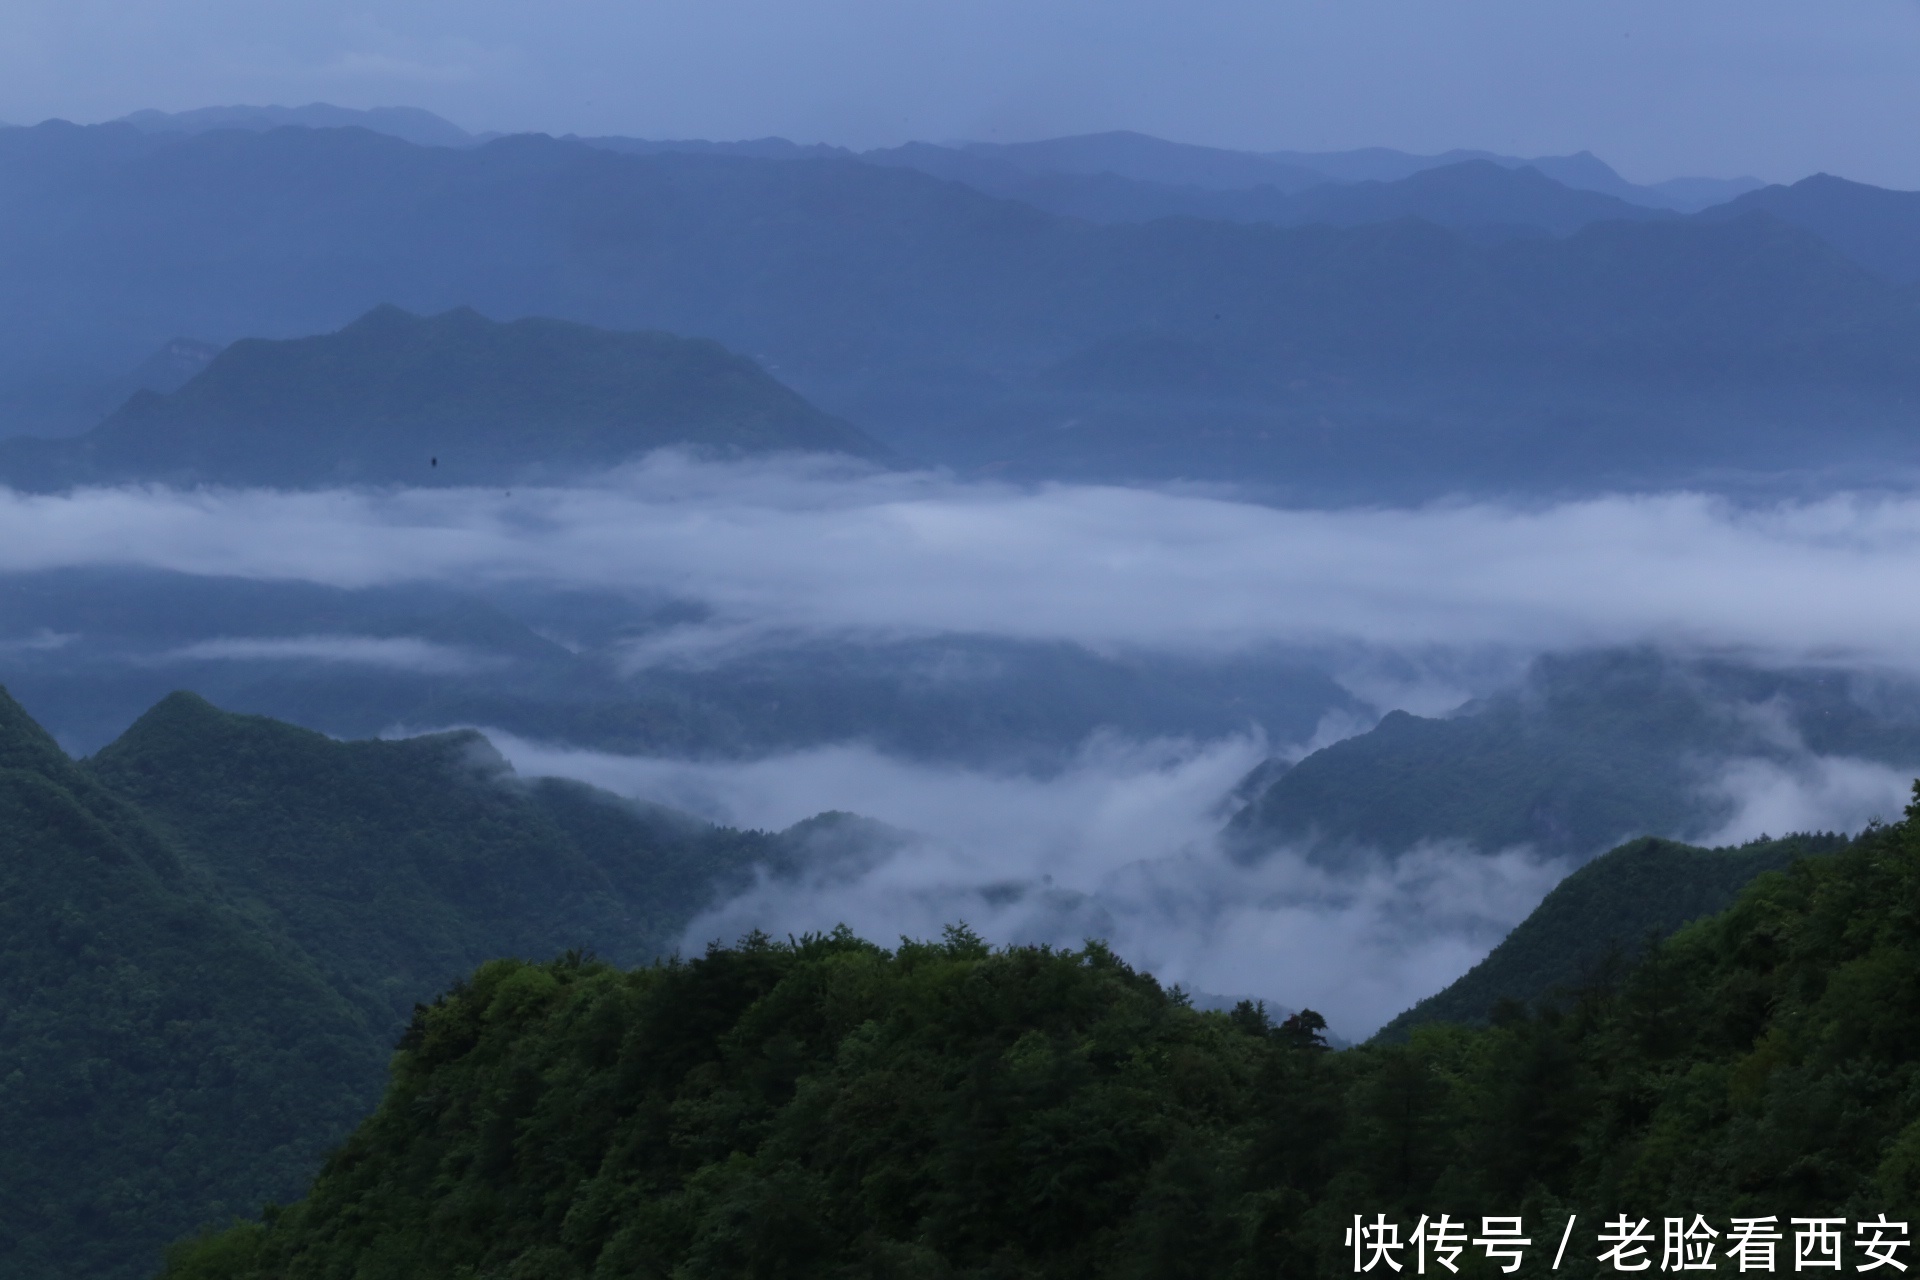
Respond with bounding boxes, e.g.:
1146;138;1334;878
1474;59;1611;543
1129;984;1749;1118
0;682;74;778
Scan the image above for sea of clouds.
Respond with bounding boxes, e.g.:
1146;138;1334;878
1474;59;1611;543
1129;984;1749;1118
11;453;1920;1033
7;454;1920;665
489;728;1574;1037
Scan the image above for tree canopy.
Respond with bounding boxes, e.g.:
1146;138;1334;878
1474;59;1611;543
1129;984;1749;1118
162;797;1920;1276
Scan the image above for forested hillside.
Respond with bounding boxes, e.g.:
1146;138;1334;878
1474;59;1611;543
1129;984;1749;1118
0;689;386;1280
163;803;1920;1278
1375;832;1846;1039
86;691;780;1027
0;685;822;1280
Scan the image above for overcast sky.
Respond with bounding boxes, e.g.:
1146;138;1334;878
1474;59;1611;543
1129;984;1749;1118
4;0;1919;187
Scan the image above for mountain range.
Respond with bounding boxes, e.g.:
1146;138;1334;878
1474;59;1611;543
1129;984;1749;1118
0;116;1915;493
860;147;1676;234
114;105;1764;210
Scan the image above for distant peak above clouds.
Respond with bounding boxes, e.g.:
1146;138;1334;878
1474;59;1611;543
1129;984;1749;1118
117;103;478;149
0;305;883;490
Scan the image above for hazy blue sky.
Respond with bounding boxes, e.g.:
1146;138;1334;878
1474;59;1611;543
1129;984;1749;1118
5;0;1919;186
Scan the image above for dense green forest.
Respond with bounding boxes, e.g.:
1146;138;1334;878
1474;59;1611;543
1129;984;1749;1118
0;685;825;1280
0;687;388;1280
165;800;1920;1278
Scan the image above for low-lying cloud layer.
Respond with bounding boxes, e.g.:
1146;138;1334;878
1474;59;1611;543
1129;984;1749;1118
164;634;498;674
8;457;1920;669
489;729;1568;1038
1701;754;1916;846
484;715;1911;1036
16;459;1920;1032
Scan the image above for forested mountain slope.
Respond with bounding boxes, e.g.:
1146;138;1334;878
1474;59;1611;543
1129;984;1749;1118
1375;832;1846;1039
0;685;823;1280
86;691;779;1027
0;690;384;1280
162;803;1920;1278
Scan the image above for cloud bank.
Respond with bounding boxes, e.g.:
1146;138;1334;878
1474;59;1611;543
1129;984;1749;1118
164;634;498;674
479;712;1911;1036
487;728;1568;1038
15;459;1916;1032
9;458;1920;673
1700;755;1916;846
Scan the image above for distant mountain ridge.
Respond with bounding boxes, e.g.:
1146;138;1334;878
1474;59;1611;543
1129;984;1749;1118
1703;172;1920;282
1;119;1916;492
1264;142;1765;210
860;147;1671;234
952;130;1331;193
96;109;1761;209
0;305;881;489
1229;650;1920;862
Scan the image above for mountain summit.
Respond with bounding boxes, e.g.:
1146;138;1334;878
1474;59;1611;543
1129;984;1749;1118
0;305;882;489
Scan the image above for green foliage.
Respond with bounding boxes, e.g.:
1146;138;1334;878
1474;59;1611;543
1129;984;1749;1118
0;685;799;1280
161;931;1306;1279
164;798;1920;1278
9;668;1916;1278
0;700;384;1280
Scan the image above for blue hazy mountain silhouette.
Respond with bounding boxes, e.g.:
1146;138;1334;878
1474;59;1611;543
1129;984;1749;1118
0;304;880;488
119;103;478;148
0;119;1914;493
1701;172;1920;282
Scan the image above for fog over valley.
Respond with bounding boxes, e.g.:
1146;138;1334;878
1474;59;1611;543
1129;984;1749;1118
9;459;1920;1035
